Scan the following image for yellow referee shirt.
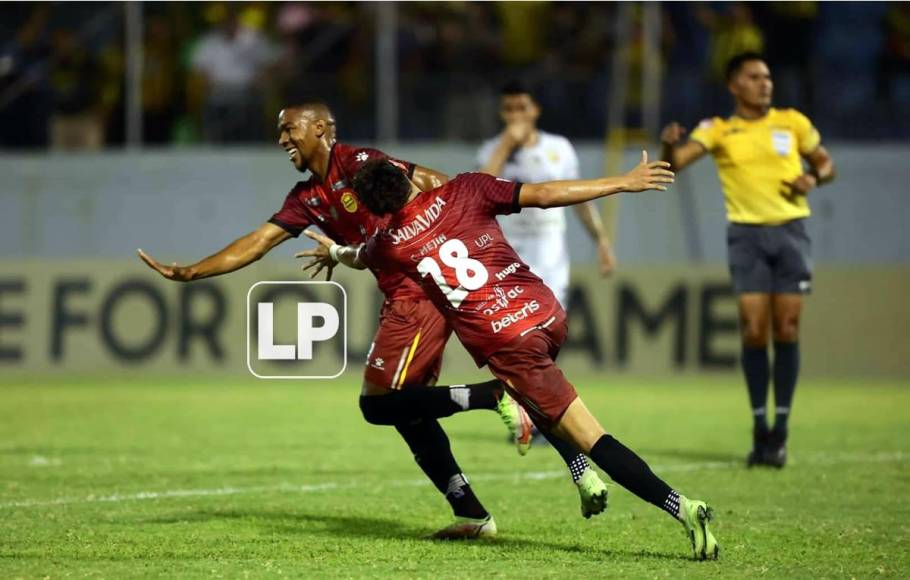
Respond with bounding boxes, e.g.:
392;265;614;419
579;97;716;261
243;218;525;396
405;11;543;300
690;108;821;224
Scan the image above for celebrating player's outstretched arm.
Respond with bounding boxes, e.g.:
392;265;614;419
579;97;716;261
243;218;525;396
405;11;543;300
138;223;292;282
519;150;673;209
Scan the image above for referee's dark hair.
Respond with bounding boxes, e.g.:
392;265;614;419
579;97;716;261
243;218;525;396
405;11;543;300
725;52;767;82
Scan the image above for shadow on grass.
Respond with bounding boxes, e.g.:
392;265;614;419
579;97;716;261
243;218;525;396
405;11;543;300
136;508;690;563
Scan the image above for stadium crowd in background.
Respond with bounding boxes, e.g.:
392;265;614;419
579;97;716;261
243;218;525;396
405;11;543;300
1;1;909;149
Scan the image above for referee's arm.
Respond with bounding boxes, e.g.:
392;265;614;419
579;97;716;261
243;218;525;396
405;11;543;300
785;146;836;196
805;145;836;185
660;122;708;171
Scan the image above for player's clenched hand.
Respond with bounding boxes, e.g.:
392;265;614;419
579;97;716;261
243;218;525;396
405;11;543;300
137;249;194;282
295;230;336;280
660;122;687;146
623;150;675;192
781;174;817;198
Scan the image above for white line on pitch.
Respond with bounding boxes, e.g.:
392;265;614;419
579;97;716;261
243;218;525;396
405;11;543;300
0;450;905;510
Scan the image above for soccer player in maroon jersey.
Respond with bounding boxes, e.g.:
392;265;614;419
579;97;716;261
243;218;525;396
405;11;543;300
137;102;608;539
300;154;721;559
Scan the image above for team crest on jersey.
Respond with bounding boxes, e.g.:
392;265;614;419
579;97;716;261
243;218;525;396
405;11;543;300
771;130;792;156
341;191;358;213
331;180;347;191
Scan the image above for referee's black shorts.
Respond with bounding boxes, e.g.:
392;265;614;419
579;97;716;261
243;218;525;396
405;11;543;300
726;218;812;295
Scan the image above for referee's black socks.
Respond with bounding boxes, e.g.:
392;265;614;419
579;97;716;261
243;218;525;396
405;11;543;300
741;345;771;433
772;341;800;437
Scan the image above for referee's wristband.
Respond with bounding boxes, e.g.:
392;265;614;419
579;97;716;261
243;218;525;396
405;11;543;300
328;244;341;263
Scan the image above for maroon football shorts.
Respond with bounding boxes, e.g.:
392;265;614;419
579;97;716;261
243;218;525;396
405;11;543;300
363;298;452;390
486;312;579;429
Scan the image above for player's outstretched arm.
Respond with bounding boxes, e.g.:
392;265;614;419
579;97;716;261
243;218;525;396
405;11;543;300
412;165;449;191
660;122;707;171
518;151;674;209
138;222;291;282
295;230;367;275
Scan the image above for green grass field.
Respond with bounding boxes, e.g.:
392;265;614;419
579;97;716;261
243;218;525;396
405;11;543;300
1;374;908;578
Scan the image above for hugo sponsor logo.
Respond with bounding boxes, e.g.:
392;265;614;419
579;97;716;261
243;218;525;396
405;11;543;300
495;262;522;282
490;299;540;333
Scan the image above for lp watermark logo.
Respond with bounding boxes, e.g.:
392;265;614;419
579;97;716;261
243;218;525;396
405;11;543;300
246;281;347;379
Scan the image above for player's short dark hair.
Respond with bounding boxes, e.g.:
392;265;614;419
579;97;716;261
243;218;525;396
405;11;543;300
725;52;766;81
352;158;411;216
501;79;537;102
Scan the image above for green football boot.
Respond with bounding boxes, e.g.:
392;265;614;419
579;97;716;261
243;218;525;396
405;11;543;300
496;394;532;456
575;468;608;519
680;497;719;560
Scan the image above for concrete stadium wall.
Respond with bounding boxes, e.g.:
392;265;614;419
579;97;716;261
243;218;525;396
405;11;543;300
1;261;907;379
0;143;908;265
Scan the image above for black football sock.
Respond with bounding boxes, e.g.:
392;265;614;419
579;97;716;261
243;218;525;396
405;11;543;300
445;379;503;411
359;380;503;425
536;427;591;483
394;417;488;519
772;341;800;437
741;345;771;433
588;434;682;520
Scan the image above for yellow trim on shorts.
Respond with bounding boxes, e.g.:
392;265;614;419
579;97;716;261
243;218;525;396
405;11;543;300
396;330;422;389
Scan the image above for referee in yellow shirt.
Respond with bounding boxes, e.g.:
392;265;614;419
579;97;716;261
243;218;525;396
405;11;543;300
661;53;836;468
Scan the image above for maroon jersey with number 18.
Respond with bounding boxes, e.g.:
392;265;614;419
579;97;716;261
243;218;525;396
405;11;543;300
362;172;564;366
269;143;424;300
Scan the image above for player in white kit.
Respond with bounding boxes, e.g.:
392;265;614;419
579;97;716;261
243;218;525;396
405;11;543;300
477;81;615;307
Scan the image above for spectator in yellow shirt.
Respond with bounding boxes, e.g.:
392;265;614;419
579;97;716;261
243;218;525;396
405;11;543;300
660;53;836;468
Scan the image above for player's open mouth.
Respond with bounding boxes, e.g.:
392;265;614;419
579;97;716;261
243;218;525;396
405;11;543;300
287;148;298;161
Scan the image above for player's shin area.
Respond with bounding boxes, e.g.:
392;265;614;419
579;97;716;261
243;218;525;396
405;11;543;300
551;397;608;453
